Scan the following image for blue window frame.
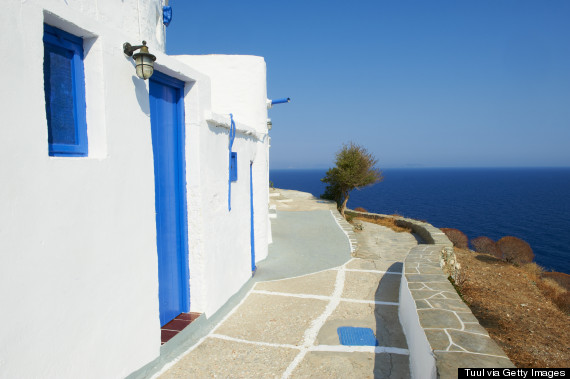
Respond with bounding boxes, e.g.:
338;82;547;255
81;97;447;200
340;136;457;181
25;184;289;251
43;24;87;157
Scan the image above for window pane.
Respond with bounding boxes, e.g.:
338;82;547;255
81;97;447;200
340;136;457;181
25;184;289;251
44;43;77;145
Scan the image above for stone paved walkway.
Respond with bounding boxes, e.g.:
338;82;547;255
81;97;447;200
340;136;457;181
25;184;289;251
404;245;515;376
157;193;418;378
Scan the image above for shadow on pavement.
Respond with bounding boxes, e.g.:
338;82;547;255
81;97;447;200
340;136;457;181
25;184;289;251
374;261;408;378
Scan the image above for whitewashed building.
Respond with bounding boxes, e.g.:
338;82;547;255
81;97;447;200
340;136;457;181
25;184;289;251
0;1;271;377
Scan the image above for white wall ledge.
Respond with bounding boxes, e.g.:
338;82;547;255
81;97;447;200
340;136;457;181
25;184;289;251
205;112;266;140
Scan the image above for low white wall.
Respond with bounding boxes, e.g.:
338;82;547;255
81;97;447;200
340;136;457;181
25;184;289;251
399;272;437;379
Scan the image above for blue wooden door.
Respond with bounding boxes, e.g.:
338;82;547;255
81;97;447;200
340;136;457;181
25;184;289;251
149;72;190;327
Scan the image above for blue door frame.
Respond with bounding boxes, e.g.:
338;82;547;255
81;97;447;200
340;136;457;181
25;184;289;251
250;162;256;273
149;71;190;326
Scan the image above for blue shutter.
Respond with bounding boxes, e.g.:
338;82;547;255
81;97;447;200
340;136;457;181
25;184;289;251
43;25;87;157
230;152;238;182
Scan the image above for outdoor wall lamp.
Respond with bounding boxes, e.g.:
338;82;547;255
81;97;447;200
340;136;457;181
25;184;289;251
123;41;156;80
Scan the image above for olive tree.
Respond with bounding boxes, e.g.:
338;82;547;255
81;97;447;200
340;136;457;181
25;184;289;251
320;143;383;217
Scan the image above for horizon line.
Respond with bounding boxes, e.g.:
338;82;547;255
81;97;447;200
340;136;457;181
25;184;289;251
270;166;570;170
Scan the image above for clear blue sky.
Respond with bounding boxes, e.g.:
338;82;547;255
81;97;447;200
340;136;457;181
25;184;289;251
165;1;570;169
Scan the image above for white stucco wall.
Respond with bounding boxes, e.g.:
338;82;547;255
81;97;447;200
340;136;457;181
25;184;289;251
0;2;271;377
175;55;270;316
177;55;269;133
27;0;166;53
0;1;180;378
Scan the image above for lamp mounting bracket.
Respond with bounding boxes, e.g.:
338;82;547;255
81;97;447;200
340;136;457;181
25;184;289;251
123;41;147;57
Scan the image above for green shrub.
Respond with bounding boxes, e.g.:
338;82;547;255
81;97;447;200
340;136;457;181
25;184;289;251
321;143;383;216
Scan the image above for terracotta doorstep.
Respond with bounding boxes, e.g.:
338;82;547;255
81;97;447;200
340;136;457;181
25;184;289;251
161;312;201;344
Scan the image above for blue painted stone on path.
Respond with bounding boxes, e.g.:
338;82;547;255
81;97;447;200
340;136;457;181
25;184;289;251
337;327;378;346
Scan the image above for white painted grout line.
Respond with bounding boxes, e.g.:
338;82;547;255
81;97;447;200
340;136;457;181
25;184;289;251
443;329;454;351
432;350;513;359
416;308;465;313
453;311;466;332
421;327;491;338
153;262;395;379
416;281;450;285
149;334;210;379
150;285;258;379
340;298;399;306
254;267;340;284
344;268;402;275
211;287;256;334
281;264;347;378
426;291;445;299
252;290;331;301
450;343;468;352
153;215;410;378
311;344;409;356
329;210;356;253
209;334;300;350
251;290;399;306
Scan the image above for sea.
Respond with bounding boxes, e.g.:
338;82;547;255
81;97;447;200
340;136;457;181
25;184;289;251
270;168;570;275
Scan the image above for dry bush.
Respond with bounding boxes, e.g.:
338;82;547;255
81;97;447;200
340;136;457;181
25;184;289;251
354;207;368;212
354;216;411;233
539;278;566;295
522;262;544;281
537;278;570;314
441;228;469;249
542;272;570;291
497;236;534;265
471;236;502;259
553;292;570;313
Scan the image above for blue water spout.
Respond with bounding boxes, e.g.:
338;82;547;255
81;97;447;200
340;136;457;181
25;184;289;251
270;97;291;106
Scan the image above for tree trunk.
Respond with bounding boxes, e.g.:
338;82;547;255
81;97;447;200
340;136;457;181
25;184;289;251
340;193;350;217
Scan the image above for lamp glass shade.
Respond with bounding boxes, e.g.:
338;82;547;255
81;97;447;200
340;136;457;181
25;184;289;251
135;54;154;80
